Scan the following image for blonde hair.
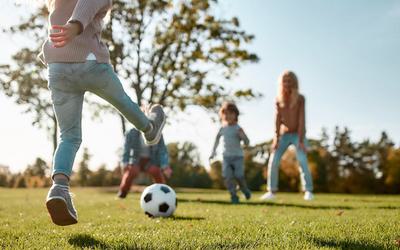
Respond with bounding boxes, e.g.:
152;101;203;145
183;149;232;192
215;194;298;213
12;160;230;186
219;101;239;123
277;70;299;108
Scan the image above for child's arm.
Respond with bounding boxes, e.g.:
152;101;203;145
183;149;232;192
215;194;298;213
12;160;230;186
69;0;112;33
50;0;112;48
238;127;250;146
209;129;222;159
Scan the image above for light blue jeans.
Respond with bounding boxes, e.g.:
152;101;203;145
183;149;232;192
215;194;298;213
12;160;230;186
47;61;149;178
267;133;313;192
222;155;251;197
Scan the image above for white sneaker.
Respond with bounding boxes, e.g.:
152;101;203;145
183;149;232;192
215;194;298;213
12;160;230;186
260;192;276;201
304;191;314;201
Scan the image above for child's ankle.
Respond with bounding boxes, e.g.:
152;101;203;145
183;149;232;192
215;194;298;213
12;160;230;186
53;174;69;186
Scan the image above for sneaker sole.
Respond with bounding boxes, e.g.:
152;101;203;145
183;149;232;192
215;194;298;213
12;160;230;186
144;113;166;146
46;197;77;226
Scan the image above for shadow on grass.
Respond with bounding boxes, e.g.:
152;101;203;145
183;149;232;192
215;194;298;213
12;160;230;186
177;198;353;210
206;241;258;249
375;206;400;210
68;234;147;250
68;234;109;249
310;237;385;250
169;215;205;221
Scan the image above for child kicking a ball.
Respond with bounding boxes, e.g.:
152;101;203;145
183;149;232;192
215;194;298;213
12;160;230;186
43;0;166;226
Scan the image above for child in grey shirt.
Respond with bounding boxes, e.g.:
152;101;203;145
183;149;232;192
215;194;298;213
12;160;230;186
210;102;251;204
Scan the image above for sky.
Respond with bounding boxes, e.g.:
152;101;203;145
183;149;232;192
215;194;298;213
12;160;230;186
0;0;399;173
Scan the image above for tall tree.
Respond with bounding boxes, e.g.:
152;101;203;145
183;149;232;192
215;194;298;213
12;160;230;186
102;0;260;134
76;147;92;186
0;6;58;151
1;0;259;163
167;141;212;188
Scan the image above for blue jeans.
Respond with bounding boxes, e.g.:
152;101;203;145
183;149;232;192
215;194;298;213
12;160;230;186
222;155;250;197
267;133;313;192
48;61;149;178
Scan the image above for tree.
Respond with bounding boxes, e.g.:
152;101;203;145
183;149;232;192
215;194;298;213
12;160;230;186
14;174;27;188
167;142;212;188
76;147;92;186
104;0;259;113
88;165;108;186
1;1;260;143
384;147;400;193
208;160;224;189
24;157;49;178
0;6;59;152
0;174;8;187
23;157;51;187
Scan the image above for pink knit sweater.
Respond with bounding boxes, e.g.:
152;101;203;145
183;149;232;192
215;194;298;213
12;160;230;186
275;94;306;142
41;0;112;64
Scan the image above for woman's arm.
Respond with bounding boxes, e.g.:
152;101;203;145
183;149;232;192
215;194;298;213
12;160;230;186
298;96;306;143
273;101;282;149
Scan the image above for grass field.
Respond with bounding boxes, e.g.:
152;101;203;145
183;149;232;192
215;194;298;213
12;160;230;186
0;187;399;249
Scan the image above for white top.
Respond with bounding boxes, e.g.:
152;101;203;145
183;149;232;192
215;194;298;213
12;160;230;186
86;53;96;60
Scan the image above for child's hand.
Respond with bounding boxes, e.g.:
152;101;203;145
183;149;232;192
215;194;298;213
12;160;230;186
49;23;81;48
162;166;173;179
271;139;279;151
298;141;307;152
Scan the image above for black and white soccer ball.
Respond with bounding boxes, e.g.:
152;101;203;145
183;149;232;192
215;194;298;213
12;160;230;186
140;184;177;218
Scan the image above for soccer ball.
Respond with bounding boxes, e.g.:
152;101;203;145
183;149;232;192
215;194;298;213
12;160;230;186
140;184;177;218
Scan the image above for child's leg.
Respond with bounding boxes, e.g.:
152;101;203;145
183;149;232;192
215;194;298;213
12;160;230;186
267;134;291;192
222;157;238;202
84;64;149;130
146;165;166;184
48;65;85;178
118;165;140;198
81;63;165;145
232;156;251;199
46;63;84;226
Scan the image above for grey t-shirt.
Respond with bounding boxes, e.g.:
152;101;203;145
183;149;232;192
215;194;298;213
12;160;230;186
211;124;250;157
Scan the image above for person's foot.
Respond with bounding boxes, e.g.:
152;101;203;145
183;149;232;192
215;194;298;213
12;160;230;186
304;191;314;201
46;184;78;226
260;191;276;201
231;195;239;204
142;104;166;146
117;190;128;199
243;190;252;200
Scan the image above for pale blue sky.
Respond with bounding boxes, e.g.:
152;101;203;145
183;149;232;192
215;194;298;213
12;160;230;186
1;0;399;172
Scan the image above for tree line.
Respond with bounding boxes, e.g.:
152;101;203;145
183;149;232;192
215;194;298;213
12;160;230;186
1;127;399;194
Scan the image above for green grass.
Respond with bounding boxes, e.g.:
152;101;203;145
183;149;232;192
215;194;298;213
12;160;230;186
0;187;399;249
